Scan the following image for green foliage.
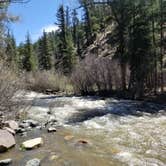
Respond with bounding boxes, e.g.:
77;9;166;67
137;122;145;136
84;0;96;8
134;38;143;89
1;0;165;97
21;33;36;71
56;4;76;74
37;31;52;70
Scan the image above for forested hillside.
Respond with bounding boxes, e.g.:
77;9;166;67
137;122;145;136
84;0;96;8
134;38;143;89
1;0;166;99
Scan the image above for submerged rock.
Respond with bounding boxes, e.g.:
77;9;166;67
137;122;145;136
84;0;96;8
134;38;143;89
0;158;12;165
25;158;40;166
64;135;74;141
19;122;30;129
49;155;59;161
77;139;89;145
0;130;15;153
21;137;43;150
36;126;42;130
16;127;26;134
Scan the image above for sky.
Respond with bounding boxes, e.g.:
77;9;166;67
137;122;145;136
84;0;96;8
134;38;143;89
8;0;80;45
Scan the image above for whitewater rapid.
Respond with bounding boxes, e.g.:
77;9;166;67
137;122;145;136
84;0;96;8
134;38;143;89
17;91;166;166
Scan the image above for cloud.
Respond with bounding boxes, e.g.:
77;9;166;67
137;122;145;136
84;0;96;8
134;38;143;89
31;24;59;42
41;24;59;33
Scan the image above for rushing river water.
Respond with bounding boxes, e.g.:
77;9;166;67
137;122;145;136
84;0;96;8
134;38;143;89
0;91;166;166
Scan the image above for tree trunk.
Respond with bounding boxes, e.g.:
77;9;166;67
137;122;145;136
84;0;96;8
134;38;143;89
159;0;164;93
121;62;126;90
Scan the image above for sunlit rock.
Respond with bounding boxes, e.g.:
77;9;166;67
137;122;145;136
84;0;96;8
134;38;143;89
0;158;12;165
21;137;43;150
47;127;57;133
3;127;15;135
4;120;19;131
0;130;16;152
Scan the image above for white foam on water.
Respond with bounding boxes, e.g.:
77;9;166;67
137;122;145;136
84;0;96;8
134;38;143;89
19;91;166;165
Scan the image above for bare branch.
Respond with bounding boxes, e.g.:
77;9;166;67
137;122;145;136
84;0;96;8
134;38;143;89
0;0;30;4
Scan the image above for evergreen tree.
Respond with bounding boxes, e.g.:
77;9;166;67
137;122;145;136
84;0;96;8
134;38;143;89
56;5;76;74
80;0;93;46
5;31;17;66
158;0;166;92
37;31;52;70
128;0;152;98
72;9;78;47
17;42;25;70
22;32;36;71
109;0;131;90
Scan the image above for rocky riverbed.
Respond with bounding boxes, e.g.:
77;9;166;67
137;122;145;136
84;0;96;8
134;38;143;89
0;91;166;166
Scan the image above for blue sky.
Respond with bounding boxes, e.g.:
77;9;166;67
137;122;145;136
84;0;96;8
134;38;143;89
8;0;79;45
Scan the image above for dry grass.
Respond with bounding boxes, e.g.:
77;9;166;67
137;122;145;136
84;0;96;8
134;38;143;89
24;70;73;94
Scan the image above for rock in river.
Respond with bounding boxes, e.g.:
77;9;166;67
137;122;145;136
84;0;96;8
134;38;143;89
77;139;89;144
25;158;41;166
4;120;19;131
0;158;12;165
3;127;15;135
64;135;74;141
47;127;57;133
23;119;39;128
21;137;43;150
0;130;16;153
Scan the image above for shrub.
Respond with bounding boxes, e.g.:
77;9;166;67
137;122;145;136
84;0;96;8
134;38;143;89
25;70;73;94
0;60;22;126
71;56;123;95
0;61;21;111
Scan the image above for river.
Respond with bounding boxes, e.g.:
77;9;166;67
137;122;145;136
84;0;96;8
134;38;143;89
0;91;166;166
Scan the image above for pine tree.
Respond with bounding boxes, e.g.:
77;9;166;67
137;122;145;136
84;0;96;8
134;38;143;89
128;0;152;98
37;31;52;70
81;0;93;46
56;5;76;74
72;9;78;47
22;32;36;71
5;31;17;67
17;42;25;70
109;0;131;90
159;0;166;92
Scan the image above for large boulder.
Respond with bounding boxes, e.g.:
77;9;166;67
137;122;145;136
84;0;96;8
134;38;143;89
25;158;40;166
4;120;19;131
3;127;15;135
21;138;43;150
0;130;16;152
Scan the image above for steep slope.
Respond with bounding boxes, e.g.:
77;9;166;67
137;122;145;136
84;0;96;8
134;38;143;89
82;25;117;58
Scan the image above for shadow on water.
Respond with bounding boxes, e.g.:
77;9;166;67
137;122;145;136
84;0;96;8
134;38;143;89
67;100;166;124
31;96;102;107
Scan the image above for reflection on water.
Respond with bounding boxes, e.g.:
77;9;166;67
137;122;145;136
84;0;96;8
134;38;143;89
1;92;166;166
